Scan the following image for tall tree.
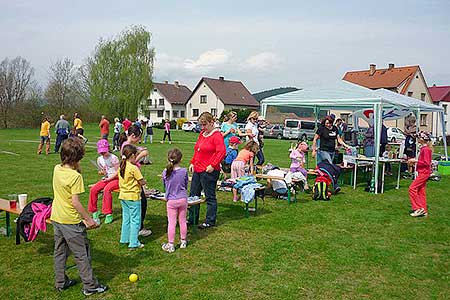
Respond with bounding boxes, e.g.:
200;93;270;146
45;58;77;115
0;57;34;128
84;25;154;119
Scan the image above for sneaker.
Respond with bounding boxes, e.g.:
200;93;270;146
82;284;108;296
198;222;213;229
139;228;152;237
180;240;187;249
334;187;341;194
92;212;100;224
104;214;113;224
160;141;164;144
128;243;145;251
162;243;175;253
55;279;77;292
410;208;426;217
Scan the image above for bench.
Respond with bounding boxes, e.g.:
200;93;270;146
255;174;305;204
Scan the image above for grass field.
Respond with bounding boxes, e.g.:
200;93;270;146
0;124;449;300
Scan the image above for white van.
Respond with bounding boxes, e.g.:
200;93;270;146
283;119;317;141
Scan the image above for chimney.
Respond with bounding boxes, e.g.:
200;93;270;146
164;80;168;84
388;63;394;70
174;81;179;87
219;76;224;81
369;64;376;76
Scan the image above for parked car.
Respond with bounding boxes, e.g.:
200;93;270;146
182;121;198;132
193;123;202;133
283;119;318;141
236;123;246;133
264;124;284;139
387;127;405;143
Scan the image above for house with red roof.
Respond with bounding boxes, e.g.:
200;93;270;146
139;81;192;122
185;76;259;120
341;64;434;133
428;85;450;137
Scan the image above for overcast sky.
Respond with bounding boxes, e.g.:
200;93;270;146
1;0;449;93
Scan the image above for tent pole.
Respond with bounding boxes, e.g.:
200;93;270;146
373;103;382;194
261;104;267;118
441;111;448;160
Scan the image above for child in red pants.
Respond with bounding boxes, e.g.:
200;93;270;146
89;139;120;224
408;131;432;217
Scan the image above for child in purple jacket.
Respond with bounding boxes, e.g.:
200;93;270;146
161;148;188;253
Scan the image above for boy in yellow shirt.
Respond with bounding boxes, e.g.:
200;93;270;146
50;138;108;296
37;116;51;155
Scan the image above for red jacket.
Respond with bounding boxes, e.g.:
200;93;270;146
191;130;226;173
417;145;432;174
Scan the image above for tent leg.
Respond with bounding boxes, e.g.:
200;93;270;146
373;104;382;194
441;111;448;160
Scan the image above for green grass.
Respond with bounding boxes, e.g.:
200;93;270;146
0;124;449;299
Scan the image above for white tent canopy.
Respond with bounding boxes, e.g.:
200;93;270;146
260;80;447;194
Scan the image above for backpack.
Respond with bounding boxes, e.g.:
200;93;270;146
312;181;330;201
16;197;52;245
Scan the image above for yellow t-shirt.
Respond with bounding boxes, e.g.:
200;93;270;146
40;121;50;136
119;161;143;201
50;164;85;224
74;118;83;129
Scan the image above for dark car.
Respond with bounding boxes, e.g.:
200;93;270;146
264;124;284;139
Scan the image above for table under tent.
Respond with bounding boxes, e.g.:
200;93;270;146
260;80;447;194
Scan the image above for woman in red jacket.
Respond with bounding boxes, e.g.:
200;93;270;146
188;112;226;229
408;131;433;217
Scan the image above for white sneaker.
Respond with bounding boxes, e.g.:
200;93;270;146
162;243;175;253
139;228;152;237
180;240;187;249
410;208;427;217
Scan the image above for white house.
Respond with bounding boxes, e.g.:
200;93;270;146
339;64;434;133
139;81;191;122
428;85;450;137
185;76;260;120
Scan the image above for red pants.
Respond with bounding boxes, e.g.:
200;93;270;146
409;172;430;212
88;179;119;215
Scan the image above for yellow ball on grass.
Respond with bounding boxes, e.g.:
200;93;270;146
129;273;138;283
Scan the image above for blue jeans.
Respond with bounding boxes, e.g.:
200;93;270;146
256;148;265;166
188;170;219;225
364;145;375;157
317;150;335;164
120;200;142;248
54;134;68;153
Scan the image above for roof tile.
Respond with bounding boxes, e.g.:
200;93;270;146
428;85;450;103
154;82;192;105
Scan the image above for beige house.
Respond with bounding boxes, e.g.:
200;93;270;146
338;64;434;133
185;76;260;120
139;81;191;123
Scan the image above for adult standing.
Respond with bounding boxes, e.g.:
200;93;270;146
256;115;268;166
54;115;70;153
99;115;110;140
144;118;153;144
312;116;349;164
245;111;264;167
363;125;375;157
220;111;242;148
188;112;226;229
122;118;132;134
160;119;172;144
37;116;51;155
112;118;122;151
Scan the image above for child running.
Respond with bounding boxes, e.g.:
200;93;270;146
230;140;259;180
408;131;433;217
119;144;147;249
50;138;108;296
161;148;189;253
88;139;119;224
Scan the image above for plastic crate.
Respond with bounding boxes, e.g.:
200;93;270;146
438;161;450;175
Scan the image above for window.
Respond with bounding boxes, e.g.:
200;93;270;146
211;108;217;116
421;93;426;101
392;128;397;133
180;111;185;118
300;121;315;130
444;104;448;115
420;114;427;126
193;109;199;117
153;88;157;92
172;110;179;118
407;91;413;97
157;110;163;118
159;98;164;106
147;99;152;106
340;113;352;126
200;95;207;104
165;111;170;119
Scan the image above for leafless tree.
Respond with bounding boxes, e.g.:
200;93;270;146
0;57;34;128
45;58;78;115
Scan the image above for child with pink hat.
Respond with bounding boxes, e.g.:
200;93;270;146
88;139;120;224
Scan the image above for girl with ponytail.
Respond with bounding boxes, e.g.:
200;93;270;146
118;144;147;250
161;148;188;253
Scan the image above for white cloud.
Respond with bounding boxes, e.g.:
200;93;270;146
184;49;231;73
243;52;282;71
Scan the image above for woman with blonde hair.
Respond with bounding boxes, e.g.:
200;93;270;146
188;112;226;229
220;111;242;148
